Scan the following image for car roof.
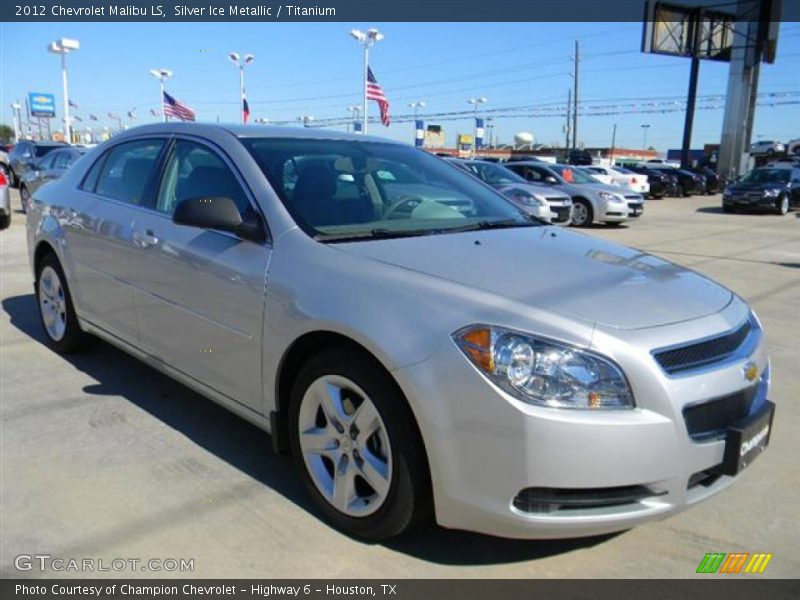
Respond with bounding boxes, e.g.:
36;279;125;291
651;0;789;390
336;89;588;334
34;141;68;147
109;122;403;145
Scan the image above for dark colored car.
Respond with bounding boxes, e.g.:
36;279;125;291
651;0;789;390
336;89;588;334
624;165;670;199
504;155;543;163
7;141;68;188
19;147;86;213
722;166;800;215
567;149;593;166
648;166;704;196
694;166;722;194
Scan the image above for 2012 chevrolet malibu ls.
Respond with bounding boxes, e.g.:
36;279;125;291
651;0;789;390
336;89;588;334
27;124;774;541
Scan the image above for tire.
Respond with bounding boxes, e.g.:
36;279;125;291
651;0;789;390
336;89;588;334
570;199;593;227
20;185;30;214
775;194;789;216
0;213;9;230
288;346;431;541
35;252;94;353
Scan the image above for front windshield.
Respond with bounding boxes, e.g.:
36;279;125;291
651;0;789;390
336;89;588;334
465;162;528;185
549;164;599;184
242;138;536;241
741;168;790;184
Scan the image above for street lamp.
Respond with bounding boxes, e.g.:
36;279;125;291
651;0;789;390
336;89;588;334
297;115;314;128
10;102;22;141
346;105;361;133
641;124;651;151
467;97;487;157
408;101;426;119
350;27;384;135
48;38;79;144
149;68;173;123
229;52;255;124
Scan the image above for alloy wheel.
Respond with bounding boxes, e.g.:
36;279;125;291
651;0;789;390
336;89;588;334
779;195;789;215
39;265;67;341
297;375;393;517
572;202;589;226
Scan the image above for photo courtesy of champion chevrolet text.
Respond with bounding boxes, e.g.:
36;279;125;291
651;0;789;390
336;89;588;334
0;0;798;598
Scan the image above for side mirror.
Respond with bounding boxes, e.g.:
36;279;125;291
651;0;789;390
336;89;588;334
173;196;264;243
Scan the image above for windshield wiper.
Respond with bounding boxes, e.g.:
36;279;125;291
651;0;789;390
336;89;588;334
314;228;437;243
444;218;543;233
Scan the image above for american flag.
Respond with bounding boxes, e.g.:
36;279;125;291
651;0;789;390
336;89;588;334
150;108;159;117
69;99;79;108
367;67;390;127
242;95;250;124
163;91;196;122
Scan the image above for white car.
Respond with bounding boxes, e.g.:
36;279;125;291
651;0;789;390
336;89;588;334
578;167;615;187
585;166;651;196
749;140;785;156
646;158;680;168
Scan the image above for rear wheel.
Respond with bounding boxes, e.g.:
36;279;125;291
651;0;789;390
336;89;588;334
35;253;93;353
289;347;431;540
0;214;9;230
570;199;593;227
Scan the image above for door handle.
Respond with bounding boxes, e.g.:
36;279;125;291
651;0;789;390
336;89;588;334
133;229;159;248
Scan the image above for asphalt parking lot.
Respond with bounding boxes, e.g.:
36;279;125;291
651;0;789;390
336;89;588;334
1;189;798;579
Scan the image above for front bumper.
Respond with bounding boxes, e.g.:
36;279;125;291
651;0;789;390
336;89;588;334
724;194;779;209
596;198;630;223
392;301;770;539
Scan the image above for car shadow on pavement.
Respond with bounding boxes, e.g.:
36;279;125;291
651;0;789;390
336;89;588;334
3;292;621;565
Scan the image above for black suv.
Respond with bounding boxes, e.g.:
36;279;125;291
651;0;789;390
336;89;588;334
723;166;800;215
566;149;593;166
7;141;67;187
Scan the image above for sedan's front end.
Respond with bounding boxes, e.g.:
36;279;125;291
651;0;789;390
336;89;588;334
393;299;772;539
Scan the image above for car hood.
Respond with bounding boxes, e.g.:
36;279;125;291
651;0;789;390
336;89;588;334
728;181;787;192
338;226;732;330
493;182;570;200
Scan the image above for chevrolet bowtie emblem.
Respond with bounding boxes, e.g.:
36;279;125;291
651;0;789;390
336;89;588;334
743;362;759;382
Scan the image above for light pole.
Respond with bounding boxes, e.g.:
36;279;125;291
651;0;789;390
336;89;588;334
10;102;22;141
408;101;426;119
641;124;651;151
346;105;360;132
228;52;255;124
297;116;314;128
48;38;79;144
350;28;384;135
467;97;487;157
408;101;426;148
149;69;173;122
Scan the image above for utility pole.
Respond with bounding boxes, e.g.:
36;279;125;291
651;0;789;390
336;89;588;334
564;88;571;159
680;8;704;169
572;40;579;150
610;123;617;162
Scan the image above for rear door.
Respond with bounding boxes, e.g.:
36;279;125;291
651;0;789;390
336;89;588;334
64;138;167;343
129;137;270;412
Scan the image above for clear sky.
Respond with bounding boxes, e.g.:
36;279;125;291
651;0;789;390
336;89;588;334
1;21;799;151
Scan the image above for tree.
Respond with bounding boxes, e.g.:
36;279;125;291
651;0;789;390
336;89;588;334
0;124;14;144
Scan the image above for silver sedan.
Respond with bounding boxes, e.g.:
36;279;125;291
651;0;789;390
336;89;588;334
27;123;774;540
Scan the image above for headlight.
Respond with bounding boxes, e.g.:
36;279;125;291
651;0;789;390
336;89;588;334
598;191;622;203
512;191;545;207
453;325;634;410
763;188;779;197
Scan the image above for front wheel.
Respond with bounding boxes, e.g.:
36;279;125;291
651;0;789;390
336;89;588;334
35;253;93;353
289;347;431;541
570;199;593;227
20;185;31;214
775;194;789;215
0;214;10;230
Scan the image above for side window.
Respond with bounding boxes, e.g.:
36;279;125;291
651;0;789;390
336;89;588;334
81;153;107;192
37;153;58;170
53;152;73;169
524;167;544;182
95;139;165;205
155;140;249;215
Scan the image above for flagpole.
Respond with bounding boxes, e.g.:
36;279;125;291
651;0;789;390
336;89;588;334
240;66;244;124
149;69;173;123
160;78;166;122
363;44;369;135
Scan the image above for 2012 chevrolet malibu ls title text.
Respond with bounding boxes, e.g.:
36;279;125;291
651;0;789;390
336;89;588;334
27;124;774;541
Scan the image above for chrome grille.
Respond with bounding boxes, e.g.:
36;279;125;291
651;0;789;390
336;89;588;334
653;319;752;375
